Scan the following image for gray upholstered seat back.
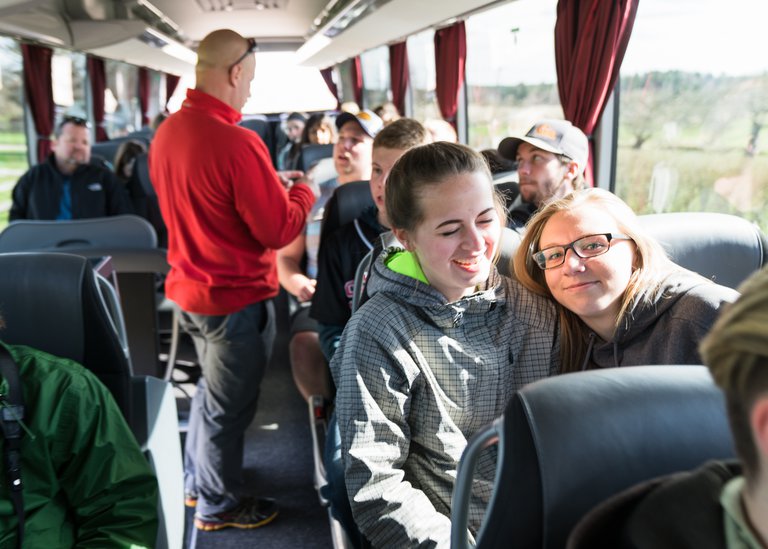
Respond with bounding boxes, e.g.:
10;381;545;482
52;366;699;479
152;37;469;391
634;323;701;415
638;212;767;289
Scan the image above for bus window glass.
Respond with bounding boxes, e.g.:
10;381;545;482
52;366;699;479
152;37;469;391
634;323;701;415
617;0;768;232
245;52;337;114
336;58;357;109
0;37;25;230
104;60;140;138
147;69;163;123
407;28;440;124
465;0;561;150
52;49;87;122
361;46;390;111
166;73;194;113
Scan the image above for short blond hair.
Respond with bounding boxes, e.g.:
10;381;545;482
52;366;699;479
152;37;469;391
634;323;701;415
700;266;768;481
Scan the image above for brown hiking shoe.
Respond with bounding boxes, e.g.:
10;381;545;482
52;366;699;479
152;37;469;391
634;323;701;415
194;497;279;531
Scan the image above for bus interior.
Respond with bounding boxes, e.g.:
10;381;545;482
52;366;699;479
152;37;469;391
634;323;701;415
0;0;767;548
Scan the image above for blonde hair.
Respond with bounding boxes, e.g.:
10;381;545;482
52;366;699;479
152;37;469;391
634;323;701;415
513;188;680;372
700;266;768;482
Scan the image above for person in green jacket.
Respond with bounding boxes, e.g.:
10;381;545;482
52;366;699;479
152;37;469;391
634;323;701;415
0;337;159;547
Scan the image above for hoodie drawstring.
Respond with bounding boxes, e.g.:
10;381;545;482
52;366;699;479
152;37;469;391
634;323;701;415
580;333;596;371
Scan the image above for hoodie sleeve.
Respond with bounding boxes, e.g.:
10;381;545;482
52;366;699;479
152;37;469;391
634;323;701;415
333;306;460;548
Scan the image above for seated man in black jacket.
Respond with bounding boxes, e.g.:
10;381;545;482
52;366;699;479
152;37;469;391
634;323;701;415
9;116;132;221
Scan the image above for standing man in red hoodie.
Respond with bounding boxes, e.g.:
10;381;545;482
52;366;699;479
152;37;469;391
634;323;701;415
150;29;317;532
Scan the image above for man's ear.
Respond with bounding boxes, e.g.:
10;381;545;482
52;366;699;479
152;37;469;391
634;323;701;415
565;160;579;181
228;64;241;87
750;396;768;459
392;227;411;251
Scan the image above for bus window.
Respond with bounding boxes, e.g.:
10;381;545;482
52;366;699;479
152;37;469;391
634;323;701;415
361;45;390;110
616;0;768;233
465;0;562;150
52;48;87;121
245;52;337;114
105;59;140;137
336;57;359;109
407;28;440;124
0;37;26;230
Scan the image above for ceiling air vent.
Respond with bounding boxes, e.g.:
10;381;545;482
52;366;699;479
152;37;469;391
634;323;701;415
62;0;132;20
195;0;289;12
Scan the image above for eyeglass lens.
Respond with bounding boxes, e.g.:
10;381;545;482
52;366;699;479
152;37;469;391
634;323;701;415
535;234;614;269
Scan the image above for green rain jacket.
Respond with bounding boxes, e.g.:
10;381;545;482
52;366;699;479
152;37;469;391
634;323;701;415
0;342;158;547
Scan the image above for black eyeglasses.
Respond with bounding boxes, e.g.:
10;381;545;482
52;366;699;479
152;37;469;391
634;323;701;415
60;116;91;129
228;38;258;72
532;233;631;270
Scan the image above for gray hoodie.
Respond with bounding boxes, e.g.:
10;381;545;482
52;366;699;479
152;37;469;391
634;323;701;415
582;271;740;370
332;250;560;548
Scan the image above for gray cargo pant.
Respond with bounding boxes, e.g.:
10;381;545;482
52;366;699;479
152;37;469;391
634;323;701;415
180;299;276;516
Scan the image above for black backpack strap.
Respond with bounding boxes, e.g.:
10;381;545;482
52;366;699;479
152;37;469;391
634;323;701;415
0;344;24;549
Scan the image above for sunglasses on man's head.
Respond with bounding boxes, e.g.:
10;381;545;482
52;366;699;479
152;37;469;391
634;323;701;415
60;116;91;129
228;38;258;72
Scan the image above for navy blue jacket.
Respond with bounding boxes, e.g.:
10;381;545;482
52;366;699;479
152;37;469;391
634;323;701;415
10;154;132;221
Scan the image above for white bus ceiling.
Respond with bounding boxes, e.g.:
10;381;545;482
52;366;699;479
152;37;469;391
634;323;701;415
0;0;511;77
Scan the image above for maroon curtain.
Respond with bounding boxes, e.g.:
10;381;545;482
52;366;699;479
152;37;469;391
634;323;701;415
351;56;363;108
434;21;467;131
555;0;639;186
138;67;150;127
86;55;109;142
20;44;54;162
165;73;181;110
389;41;409;116
320;67;340;110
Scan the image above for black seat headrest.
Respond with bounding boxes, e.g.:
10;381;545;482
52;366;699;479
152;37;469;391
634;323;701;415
0;215;158;251
476;365;735;549
0;252;132;419
320;181;374;240
300;143;334;173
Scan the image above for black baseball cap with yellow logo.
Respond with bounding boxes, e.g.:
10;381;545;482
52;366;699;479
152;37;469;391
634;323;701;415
498;119;588;173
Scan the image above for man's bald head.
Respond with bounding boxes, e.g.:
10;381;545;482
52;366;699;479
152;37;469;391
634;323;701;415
195;29;255;112
197;29;249;72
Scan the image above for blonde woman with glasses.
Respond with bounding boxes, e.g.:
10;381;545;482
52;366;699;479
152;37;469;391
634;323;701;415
513;188;739;373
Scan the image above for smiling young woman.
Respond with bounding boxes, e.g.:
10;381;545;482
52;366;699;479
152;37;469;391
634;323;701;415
330;141;561;546
514;188;740;373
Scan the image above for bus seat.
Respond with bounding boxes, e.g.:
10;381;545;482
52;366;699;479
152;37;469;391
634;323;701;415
320;181;374;240
133;153;168;248
638;211;768;289
300;143;335;173
0;252;183;549
91;136;149;167
0;214;157;249
0;216;170;378
497;227;522;278
494;178;520;211
239;116;274;159
450;365;735;549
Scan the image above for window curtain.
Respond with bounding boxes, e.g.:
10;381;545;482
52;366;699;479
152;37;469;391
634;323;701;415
555;0;639;186
165;73;181;111
434;21;466;131
20;44;54;162
138;67;150;127
351;56;363;109
389;41;409;116
320;67;340;110
86;55;109;142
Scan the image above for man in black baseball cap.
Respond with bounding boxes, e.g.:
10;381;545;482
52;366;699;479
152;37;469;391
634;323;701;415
498;119;589;230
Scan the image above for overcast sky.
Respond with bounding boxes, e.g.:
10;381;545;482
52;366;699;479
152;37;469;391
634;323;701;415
466;0;768;86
